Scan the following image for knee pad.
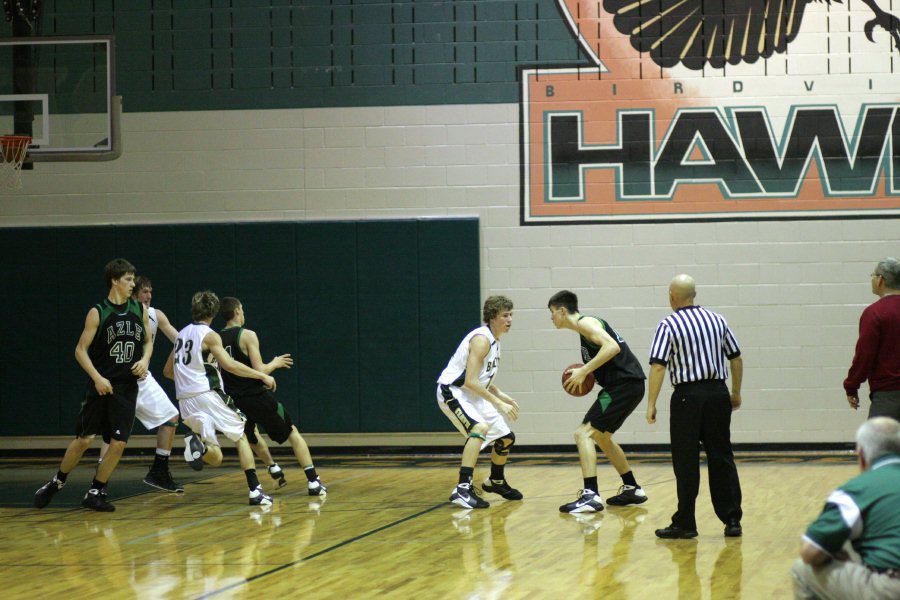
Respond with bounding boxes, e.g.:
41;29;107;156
467;431;486;442
492;432;515;456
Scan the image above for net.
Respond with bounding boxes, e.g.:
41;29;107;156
0;135;32;189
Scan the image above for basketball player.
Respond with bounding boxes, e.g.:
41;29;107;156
163;290;277;506
99;276;183;492
218;297;326;496
548;290;648;513
438;295;522;509
33;258;152;512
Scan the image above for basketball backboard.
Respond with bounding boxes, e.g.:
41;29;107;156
0;35;120;163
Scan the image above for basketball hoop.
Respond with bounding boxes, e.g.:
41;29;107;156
0;135;32;189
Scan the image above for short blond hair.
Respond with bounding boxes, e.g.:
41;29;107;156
191;290;220;321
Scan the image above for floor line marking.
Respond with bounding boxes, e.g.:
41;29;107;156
193;502;448;600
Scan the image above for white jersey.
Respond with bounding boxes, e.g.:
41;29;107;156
146;306;158;340
438;325;500;389
173;322;223;399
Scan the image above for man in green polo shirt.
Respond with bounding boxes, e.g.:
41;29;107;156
792;417;900;599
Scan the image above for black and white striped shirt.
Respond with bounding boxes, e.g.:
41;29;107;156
649;305;741;386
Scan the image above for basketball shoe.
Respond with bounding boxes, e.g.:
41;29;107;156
449;482;489;509
143;467;185;493
82;488;115;512
248;486;273;506
268;464;287;488
307;477;327;496
559;489;605;513
606;484;647;506
183;434;205;471
33;476;65;509
481;477;523;500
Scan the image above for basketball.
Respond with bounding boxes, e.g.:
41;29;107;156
562;363;595;397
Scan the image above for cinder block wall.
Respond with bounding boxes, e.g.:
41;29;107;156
3;104;887;445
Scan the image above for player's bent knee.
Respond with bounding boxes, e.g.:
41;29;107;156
74;436;93;448
492;432;515;456
574;424;593;439
204;446;223;466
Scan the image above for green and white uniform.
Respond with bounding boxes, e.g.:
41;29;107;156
173;322;246;445
579;316;646;433
219;326;294;444
89;298;146;384
133;305;179;430
437;325;510;448
77;298;146;442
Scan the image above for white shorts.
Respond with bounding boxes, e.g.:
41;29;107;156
437;384;511;449
135;372;179;430
178;389;246;446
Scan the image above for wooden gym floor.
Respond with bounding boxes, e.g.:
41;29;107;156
0;452;856;599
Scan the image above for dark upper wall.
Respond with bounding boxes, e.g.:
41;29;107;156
17;0;587;111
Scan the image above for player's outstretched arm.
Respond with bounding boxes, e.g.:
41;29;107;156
155;308;179;344
242;329;293;374
204;331;276;391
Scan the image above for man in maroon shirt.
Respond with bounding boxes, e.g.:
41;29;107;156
844;257;900;420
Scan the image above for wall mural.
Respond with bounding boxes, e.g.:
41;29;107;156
521;0;900;224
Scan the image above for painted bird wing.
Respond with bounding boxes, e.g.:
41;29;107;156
601;0;822;70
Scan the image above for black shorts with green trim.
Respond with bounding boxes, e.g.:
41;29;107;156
582;379;645;433
77;380;138;443
233;390;295;445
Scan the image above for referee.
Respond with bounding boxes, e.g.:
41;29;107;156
646;274;744;539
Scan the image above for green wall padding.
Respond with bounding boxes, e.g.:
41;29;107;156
416;219;481;430
357;221;420;431
296;221;360;433
0;218;479;436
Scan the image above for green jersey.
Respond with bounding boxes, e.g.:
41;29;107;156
579;316;646;389
803;453;900;570
88;298;145;385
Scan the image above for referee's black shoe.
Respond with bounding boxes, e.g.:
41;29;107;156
655;524;698;539
724;520;743;537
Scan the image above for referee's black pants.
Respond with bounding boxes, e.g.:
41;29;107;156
669;380;742;531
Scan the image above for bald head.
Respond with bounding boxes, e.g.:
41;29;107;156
669;274;696;309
